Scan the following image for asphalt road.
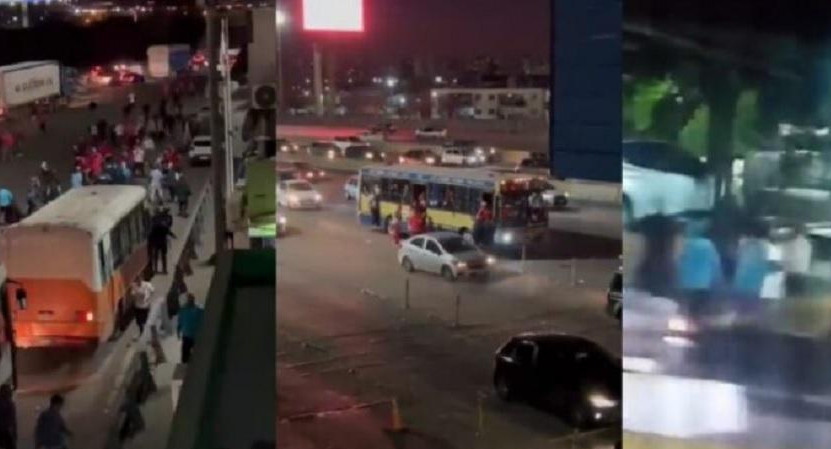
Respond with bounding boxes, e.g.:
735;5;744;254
276;174;621;449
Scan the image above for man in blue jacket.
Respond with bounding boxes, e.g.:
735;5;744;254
177;294;203;364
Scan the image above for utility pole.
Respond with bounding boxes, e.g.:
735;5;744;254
207;3;228;255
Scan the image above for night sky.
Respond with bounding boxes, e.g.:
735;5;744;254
278;0;550;70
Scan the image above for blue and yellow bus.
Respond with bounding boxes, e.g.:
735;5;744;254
357;165;550;245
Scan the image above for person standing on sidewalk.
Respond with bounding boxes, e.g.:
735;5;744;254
0;384;16;449
177;294;203;364
130;278;154;337
149;214;176;274
174;172;191;218
34;394;72;449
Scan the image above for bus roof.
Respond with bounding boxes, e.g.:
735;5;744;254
359;165;542;189
10;185;146;241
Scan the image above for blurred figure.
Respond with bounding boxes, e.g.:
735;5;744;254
732;220;770;309
0;188;13;225
34;394;72;449
174;172;191;217
177;294;203;364
0;384;16;449
26;177;43;216
70;166;84;189
634;215;682;298
676;218;723;298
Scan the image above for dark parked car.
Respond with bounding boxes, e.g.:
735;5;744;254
493;333;621;428
606;271;622;320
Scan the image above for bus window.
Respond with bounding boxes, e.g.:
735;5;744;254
381;178;409;204
428;184;444;208
451;186;471;214
361;176;379;196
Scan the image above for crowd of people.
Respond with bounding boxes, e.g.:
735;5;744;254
0;91;197;228
632;197;812;317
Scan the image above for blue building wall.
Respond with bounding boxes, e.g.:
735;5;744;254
550;0;622;182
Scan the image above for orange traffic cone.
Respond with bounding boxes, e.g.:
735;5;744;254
389;398;408;433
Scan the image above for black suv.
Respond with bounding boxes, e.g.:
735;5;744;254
493;333;621;429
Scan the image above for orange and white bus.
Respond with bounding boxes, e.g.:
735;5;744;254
0;186;148;348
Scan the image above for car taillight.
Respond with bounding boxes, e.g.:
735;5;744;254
78;311;94;322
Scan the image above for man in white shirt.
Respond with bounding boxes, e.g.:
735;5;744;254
130;279;154;336
148;165;164;204
133;145;146;178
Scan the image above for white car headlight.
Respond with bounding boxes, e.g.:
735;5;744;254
425;157;435;164
667;316;695;333
399;156;405;164
278;216;287;225
588;393;617;408
288;194;299;204
366;152;374;159
500;232;514;243
455;261;467;269
486;256;496;265
314;193;323;202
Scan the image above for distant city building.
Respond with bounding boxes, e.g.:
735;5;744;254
430;87;548;120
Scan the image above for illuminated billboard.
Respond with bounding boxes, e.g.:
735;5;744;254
302;0;364;32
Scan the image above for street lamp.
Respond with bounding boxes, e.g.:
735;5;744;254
276;9;287;113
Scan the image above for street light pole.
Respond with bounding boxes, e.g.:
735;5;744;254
207;4;228;255
276;9;286;114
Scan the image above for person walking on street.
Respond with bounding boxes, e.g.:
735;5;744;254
141;294;169;365
148;165;164;205
177;294;203;364
26;177;43;217
162;167;177;204
34;394;72;449
0;384;17;449
70;166;84;189
174;172;191;217
149;216;176;274
132;145;145;178
130;278;154;337
38;162;60;203
0;188;13;225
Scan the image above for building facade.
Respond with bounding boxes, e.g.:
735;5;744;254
430;87;548;120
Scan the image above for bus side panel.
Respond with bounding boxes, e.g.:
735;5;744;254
8;280;98;348
98;243;148;339
426;208;475;232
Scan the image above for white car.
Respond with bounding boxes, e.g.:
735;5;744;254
622;141;714;226
188;135;213;165
541;182;569;209
277;179;323;209
344;176;359;200
333;136;365;152
441;148;483;166
415;126;448;140
397;232;495;281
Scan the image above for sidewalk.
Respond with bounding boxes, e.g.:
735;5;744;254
122;187;217;449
